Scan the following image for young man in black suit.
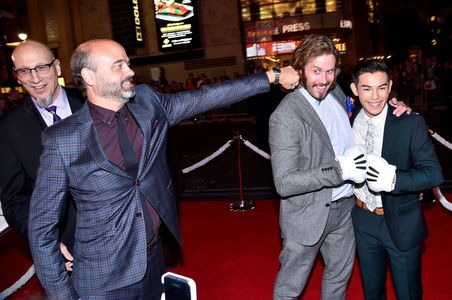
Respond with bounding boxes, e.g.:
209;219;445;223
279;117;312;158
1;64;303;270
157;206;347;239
350;59;443;299
0;40;84;270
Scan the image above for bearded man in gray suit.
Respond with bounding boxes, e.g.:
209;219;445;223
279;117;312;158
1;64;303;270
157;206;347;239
270;35;409;300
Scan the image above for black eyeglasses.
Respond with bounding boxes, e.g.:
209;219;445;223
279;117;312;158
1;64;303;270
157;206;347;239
13;58;57;78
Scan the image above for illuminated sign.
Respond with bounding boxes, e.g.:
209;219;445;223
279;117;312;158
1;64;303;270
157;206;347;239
244;20;311;43
277;22;311;34
133;0;143;42
153;0;200;51
334;42;347;53
246;40;301;57
340;20;352;29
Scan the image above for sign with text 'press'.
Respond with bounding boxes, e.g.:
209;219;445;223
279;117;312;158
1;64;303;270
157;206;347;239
153;0;200;51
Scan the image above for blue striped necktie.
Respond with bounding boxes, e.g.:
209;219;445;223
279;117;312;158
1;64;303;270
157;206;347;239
45;106;62;124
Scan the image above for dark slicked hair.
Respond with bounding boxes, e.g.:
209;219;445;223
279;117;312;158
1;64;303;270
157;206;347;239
351;59;390;85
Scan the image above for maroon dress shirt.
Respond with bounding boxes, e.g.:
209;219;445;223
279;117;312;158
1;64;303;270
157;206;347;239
89;102;160;237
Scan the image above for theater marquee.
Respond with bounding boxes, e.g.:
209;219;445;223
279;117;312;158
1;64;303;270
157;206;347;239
153;0;200;51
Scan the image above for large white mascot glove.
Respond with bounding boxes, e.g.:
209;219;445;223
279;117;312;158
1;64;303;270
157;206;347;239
336;145;367;183
366;154;397;192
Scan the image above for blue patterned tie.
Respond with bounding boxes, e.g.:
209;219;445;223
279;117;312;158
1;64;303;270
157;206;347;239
45;106;62;124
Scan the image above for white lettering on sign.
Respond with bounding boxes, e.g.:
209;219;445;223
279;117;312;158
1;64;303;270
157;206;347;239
272;41;297;54
340;20;352;29
281;22;311;34
133;0;143;42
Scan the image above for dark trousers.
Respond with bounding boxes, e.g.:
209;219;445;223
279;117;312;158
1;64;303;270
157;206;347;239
84;238;165;300
351;206;423;300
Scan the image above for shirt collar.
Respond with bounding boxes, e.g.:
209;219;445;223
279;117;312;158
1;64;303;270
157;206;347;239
362;103;388;127
88;101;117;125
300;87;333;107
88;102;130;125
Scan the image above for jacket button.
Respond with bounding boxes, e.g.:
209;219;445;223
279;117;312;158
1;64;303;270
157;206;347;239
135;179;141;186
325;203;331;207
136;212;142;218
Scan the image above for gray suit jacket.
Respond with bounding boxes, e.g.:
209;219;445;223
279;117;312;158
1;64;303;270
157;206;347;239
269;85;350;246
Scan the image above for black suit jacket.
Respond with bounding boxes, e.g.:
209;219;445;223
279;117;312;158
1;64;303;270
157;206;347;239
354;105;443;251
0;87;83;251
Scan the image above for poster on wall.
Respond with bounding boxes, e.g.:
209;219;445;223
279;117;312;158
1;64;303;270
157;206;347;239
246;40;300;57
153;0;200;51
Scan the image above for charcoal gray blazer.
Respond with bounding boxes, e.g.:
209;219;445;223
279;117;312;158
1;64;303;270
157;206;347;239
0;88;83;251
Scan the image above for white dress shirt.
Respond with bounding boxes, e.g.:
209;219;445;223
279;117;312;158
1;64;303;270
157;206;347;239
352;104;388;208
300;88;354;201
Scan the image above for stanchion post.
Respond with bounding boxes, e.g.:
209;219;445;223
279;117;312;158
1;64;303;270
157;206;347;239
230;131;255;211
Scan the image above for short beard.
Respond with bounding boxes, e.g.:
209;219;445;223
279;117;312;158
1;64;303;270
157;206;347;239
99;78;135;104
36;95;53;108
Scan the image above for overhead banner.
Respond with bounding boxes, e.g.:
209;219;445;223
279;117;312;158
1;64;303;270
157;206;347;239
153;0;200;51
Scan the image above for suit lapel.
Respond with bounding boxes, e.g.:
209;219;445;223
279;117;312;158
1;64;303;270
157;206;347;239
65;88;84;112
22;97;47;134
75;104;130;177
382;106;397;160
128;101;159;175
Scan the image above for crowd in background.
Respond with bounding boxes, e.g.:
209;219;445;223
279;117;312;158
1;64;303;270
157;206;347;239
0;90;26;117
146;71;242;94
1;56;451;117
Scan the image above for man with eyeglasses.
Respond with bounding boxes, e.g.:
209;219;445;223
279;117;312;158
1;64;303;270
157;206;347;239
0;40;84;271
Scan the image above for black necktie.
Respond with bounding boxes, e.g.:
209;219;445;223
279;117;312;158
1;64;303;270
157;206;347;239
116;111;155;240
116;112;138;177
45;106;62;124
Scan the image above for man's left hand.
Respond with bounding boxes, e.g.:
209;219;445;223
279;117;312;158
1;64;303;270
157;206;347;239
366;154;396;192
267;66;300;90
388;97;412;116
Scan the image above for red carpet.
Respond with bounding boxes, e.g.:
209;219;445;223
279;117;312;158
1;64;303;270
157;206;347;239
1;197;452;299
170;199;452;300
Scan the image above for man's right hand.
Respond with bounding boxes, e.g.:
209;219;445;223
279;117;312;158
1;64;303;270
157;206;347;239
336;144;367;183
60;242;74;272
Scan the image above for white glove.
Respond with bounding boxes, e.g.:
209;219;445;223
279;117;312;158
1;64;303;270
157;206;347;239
366;154;396;192
336;145;367;183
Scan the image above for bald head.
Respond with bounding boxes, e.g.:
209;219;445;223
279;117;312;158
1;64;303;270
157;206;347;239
71;39;125;93
12;40;54;67
11;40;62;108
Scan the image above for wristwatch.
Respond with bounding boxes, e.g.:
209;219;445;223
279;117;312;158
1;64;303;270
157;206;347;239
272;67;281;84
